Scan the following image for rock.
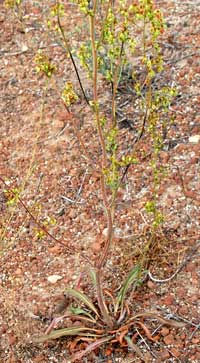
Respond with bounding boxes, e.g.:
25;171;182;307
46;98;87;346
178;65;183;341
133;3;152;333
160;327;170;337
8;332;17;346
191;337;199;344
170;347;181;358
189;135;200;143
48;245;61;254
162;294;174;306
91;241;102;252
15;268;23;276
47;275;63;283
163;333;175;345
159;349;170;360
147;280;156;289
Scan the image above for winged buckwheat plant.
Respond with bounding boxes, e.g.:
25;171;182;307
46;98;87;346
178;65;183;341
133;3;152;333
32;1;185;361
0;0;184;361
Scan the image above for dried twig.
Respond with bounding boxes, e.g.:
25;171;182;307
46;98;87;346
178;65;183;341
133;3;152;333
61;195;83;204
156;307;199;328
175;165;200;201
148;241;200;283
61;168;88;204
188;323;200;340
166;52;200;65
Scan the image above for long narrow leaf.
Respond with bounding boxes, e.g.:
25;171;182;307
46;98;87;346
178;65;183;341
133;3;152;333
125;336;146;361
71;336;113;362
37;326;92;342
69;314;104;328
65;287;100;317
70;306;96;321
128;311;186;327
116;264;141;311
88;268;97;287
38;326;106;343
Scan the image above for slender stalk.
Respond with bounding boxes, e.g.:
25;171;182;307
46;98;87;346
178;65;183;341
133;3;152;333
61;101;93;164
97;176;114;270
0;176;92;265
56;0;89;105
111;41;124;128
90;4;115;270
89;3;107;167
95;270;114;328
97;0;112;47
89;1;114;326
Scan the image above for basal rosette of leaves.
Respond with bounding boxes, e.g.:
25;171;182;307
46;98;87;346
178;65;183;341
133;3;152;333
38;266;185;362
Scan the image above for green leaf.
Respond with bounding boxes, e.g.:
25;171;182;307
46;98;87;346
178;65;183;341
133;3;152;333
65;287;100;317
70;306;95;321
116;264;141;311
87;268;97;287
37;326;92;342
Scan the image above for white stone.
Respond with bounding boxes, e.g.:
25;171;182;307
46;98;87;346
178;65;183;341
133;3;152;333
47;275;63;284
189;135;200;143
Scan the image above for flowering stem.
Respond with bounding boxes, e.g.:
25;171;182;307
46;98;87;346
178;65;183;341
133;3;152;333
56;0;89;105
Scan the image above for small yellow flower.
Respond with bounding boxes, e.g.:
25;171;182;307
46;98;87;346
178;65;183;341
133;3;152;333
62;82;78;107
35;52;56;78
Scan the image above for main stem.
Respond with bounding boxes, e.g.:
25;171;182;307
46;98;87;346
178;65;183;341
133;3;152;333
89;2;114;328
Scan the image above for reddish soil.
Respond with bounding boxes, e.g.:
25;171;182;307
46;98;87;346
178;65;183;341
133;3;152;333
0;1;199;362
